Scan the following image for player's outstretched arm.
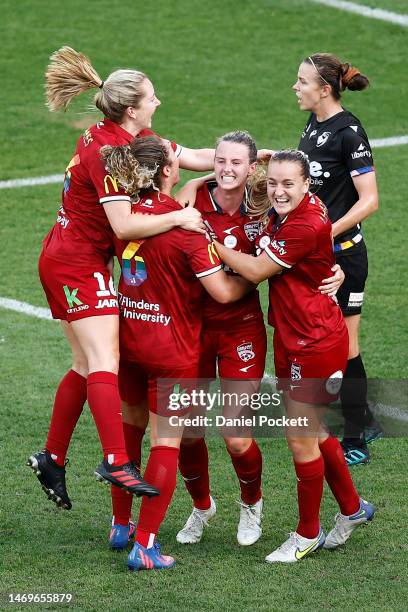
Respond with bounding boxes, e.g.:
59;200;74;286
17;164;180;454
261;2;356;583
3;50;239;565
178;147;215;172
199;271;254;304
175;173;215;207
214;241;282;284
104;200;206;240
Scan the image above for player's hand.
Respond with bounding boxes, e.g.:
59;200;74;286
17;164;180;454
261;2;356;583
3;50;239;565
174;206;206;234
318;264;345;296
175;181;200;208
257;149;274;162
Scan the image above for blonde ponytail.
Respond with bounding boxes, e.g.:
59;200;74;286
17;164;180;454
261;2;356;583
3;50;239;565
45;46;103;112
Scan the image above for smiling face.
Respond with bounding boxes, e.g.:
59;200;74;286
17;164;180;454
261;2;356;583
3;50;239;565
292;62;327;113
214;140;256;192
267;160;309;219
133;78;161;129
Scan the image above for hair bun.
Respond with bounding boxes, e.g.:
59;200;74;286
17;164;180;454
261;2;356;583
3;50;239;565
341;62;369;91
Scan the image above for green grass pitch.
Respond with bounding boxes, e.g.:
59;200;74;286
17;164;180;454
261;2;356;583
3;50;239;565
1;0;407;610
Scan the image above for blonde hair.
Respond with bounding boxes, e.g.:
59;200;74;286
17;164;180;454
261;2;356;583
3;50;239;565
246;163;270;224
101;136;170;198
45;46;147;122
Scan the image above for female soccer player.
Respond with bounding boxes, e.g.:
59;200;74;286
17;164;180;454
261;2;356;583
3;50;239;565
103;135;256;570
294;53;380;465
214;150;374;564
27;45;222;510
176;131;266;548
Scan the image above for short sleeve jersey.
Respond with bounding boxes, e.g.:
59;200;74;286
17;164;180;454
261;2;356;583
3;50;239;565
115;192;223;369
257;193;344;352
196;181;264;330
298;109;375;243
42;119;180;266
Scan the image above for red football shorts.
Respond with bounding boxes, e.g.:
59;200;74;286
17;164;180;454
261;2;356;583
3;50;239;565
39;251;119;322
119;360;198;418
198;322;267;380
273;325;349;404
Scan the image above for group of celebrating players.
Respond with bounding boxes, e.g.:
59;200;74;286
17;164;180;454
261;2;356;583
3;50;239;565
27;46;380;570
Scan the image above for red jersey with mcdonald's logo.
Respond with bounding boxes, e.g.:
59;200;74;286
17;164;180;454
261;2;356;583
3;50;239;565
257;192;345;352
42;119;180;266
115;192;223;368
196;181;264;330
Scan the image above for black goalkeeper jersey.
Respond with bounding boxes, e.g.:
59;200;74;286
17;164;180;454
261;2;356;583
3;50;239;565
298;110;375;243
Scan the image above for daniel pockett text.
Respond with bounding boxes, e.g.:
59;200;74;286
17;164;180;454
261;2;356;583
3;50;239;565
166;388;309;430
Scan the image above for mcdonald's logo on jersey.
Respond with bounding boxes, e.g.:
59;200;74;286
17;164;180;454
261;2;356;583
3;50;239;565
104;174;119;194
207;242;220;266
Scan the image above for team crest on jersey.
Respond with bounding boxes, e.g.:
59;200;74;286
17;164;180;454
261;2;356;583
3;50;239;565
316;132;331;147
237;342;255;363
291;362;302;381
244;222;260;242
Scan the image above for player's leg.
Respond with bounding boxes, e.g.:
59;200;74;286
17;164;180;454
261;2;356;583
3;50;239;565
110;360;149;549
27;321;88;510
265;395;326;564
219;324;266;544
336;244;381;464
71;314;158;497
177;332;216;544
128;369;195;570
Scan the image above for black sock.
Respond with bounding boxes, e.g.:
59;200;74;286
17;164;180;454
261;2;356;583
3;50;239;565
341;354;369;447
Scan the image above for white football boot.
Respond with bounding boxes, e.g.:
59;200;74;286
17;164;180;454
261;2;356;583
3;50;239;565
176;497;216;544
265;529;325;564
323;498;375;549
237;498;263;546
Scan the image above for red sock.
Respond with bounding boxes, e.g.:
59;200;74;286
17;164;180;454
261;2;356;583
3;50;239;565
87;371;128;466
45;369;87;466
111;424;146;526
228;440;262;505
179;438;211;510
136;446;179;548
294;455;324;538
319;437;360;516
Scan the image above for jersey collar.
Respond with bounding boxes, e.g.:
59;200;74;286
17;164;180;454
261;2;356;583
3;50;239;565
202;181;248;217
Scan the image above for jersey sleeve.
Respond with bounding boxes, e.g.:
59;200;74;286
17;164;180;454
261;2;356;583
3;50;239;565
341;126;375;178
184;234;223;278
263;223;317;269
88;153;131;205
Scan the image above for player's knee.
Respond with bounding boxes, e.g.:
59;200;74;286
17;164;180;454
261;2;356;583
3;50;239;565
286;436;318;461
224;437;251;454
72;360;88;378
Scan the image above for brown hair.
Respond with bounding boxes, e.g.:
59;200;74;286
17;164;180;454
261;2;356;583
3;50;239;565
216;130;257;164
100;136;170;198
246;150;310;222
45;46;147;122
305;53;369;100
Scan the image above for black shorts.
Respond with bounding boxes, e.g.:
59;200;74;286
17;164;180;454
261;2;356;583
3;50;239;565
335;240;368;316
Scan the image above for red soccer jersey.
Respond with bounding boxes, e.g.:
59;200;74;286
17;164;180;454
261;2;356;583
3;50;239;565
42;120;180;267
257;192;345;352
196;181;264;330
115;192;223;369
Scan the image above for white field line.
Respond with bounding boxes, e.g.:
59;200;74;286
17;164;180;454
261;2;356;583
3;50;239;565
0;136;407;190
0;174;63;189
0;297;54;320
371;136;408;148
309;0;408;26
